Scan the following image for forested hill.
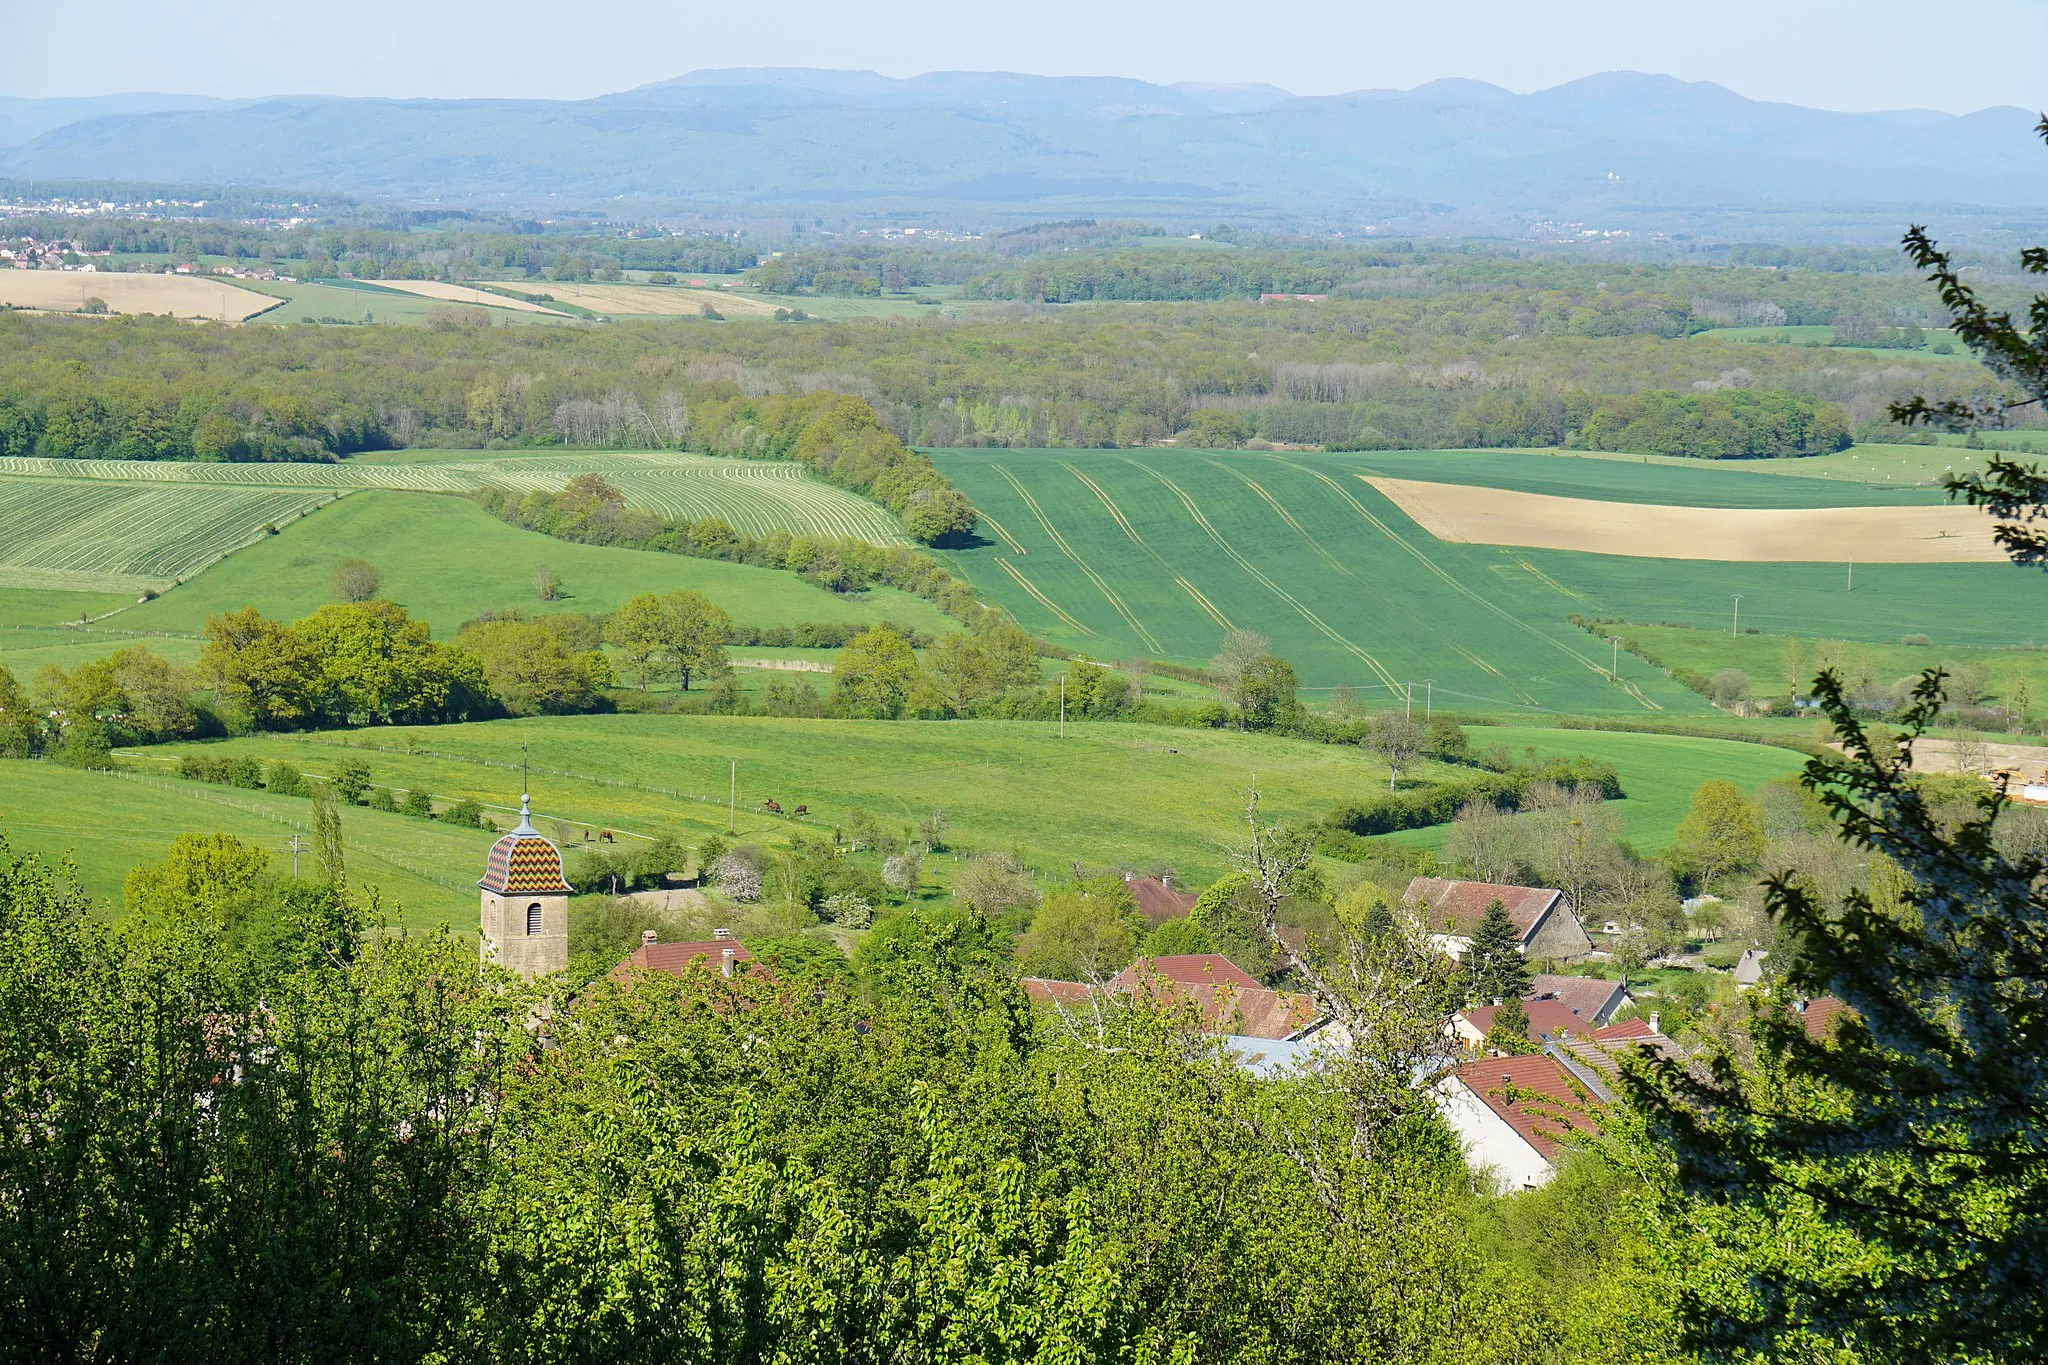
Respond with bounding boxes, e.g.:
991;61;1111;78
4;69;2045;233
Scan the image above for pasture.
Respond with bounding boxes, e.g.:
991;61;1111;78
1386;724;1808;854
1366;477;2006;562
0;759;495;927
12;717;1814;909
1616;624;2048;712
104;491;955;638
0;270;282;321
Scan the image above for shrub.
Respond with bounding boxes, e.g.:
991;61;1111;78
441;798;492;830
331;759;372;804
265;762;306;797
820;892;875;929
365;786;398;812
330;558;381;603
400;788;434;819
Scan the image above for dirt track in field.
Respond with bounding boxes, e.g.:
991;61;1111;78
1363;476;2011;563
0;271;280;321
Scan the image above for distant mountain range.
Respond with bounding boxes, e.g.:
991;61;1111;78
3;69;2044;235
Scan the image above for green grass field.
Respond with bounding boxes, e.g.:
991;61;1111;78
1616;625;2048;709
0;759;495;926
929;448;2048;705
92;492;953;638
1387;725;1808;855
117;715;1417;888
931;448;1707;713
0;451;905;543
82;714;1802;892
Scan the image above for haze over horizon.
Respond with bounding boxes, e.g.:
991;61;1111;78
6;0;2046;116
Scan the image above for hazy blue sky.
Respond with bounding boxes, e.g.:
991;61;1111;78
9;0;2045;113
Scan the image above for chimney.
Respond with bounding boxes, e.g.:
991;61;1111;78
641;929;658;946
1649;1011;1661;1035
721;947;736;978
712;926;732;940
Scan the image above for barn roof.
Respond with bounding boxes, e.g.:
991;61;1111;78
1403;878;1564;940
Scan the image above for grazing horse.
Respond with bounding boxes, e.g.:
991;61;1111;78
793;804;809;818
599;830;615;845
762;798;784;815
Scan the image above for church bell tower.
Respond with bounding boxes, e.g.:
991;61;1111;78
478;790;571;978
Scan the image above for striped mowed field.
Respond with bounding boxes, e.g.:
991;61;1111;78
0;452;905;594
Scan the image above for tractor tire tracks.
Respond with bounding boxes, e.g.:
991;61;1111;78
992;464;1163;654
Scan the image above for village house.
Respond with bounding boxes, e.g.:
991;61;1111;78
1402;877;1595;963
1123;872;1197;926
1434;1054;1599;1190
1436;1015;1683;1187
611;927;759;983
1022;952;1321;1042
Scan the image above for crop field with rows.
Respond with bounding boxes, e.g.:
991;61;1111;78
0;452;906;542
0;479;338;593
930;447;2048;713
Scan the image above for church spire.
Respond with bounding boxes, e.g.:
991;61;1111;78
511;740;537;835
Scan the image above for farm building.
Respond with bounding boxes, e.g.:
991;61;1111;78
1434;1055;1599;1190
1402;877;1594;963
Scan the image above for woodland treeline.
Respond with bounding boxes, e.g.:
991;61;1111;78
0;276;2006;456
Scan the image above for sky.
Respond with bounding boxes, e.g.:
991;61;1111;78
7;0;2046;114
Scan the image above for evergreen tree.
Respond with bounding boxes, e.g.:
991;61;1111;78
1463;899;1529;1004
1483;995;1540;1055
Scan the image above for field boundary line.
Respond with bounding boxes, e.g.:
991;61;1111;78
1284;462;1660;711
991;464;1163;653
1060;462;1232;631
1119;458;1402;694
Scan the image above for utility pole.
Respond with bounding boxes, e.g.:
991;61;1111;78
1612;636;1620;681
1404;681;1413;719
1847;558;1853;593
285;833;305;878
1424;680;1433;720
1731;594;1742;637
728;758;737;834
1059;675;1066;739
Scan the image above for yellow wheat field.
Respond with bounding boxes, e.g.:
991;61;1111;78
345;279;569;314
481;281;784;317
0;270;281;321
1363;476;2011;563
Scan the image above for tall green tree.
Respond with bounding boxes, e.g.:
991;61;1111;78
1668;778;1767;891
833;626;922;719
659;589;732;692
1462;899;1530;1004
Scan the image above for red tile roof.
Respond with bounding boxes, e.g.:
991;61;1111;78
1024;960;1318;1041
1404;878;1564;941
1799;995;1849;1039
614;939;757;981
1452;1054;1602;1159
1530;974;1628;1023
1126;876;1198;926
1592;1018;1655;1043
1021;977;1093;1006
1112;954;1262;993
1462;996;1593;1044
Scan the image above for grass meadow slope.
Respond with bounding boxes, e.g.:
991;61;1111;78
0;713;1801;916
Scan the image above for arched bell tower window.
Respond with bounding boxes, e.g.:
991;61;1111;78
526;903;544;935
